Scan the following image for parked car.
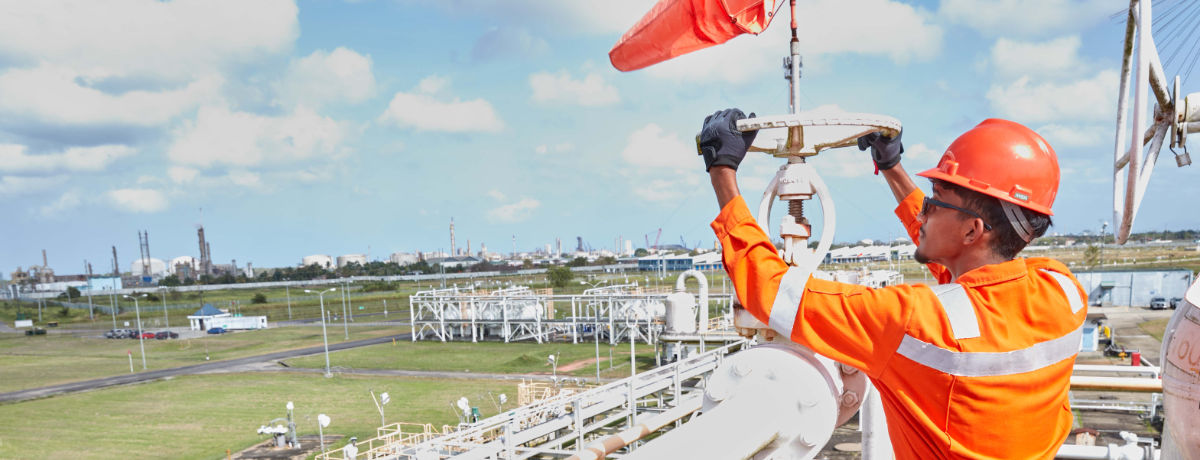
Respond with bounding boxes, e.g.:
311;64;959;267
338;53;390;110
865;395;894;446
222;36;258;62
140;332;156;340
169;331;179;339
25;328;47;336
207;327;226;334
155;331;169;340
1150;297;1167;310
104;329;120;339
127;329;142;339
1170;297;1183;309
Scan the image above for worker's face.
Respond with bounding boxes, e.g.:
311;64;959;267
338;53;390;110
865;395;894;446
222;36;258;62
914;185;975;265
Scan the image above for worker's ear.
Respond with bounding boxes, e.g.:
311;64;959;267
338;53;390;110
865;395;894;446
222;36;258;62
960;217;987;247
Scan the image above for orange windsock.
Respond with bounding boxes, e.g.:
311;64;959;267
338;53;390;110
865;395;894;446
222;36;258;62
609;0;778;72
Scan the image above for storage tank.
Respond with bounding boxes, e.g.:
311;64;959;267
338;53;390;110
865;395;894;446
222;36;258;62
301;255;334;270
337;254;367;268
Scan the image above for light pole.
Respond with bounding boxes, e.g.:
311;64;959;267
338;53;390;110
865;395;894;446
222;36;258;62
305;288;337;377
284;280;292;320
158;286;169;328
108;291;117;329
124;293;148;370
371;390;390;427
548;353;559;386
316;414;330;453
340;280;350;340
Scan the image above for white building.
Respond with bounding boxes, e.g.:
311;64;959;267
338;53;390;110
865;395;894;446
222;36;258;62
302;254;334;270
187;304;268;331
390;252;418;266
129;258;168;277
337;254;367;268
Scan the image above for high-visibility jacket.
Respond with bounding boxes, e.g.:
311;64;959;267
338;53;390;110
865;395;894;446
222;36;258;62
711;190;1087;459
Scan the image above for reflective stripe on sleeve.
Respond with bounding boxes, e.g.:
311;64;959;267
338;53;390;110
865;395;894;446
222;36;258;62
1040;270;1086;313
896;326;1082;377
767;266;810;337
928;283;981;340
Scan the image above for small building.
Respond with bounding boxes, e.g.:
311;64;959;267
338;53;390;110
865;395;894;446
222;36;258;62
691;252;722;271
188;304;231;331
188;303;268;331
1074;269;1195;307
638;254;693;272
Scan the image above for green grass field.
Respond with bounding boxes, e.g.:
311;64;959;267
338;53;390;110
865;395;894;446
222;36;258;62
0;326;405;393
284;340;661;379
0;372;515;460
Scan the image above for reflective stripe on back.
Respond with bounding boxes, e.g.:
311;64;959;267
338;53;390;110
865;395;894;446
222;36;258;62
896;326;1082;377
1040;270;1085;313
929;283;981;340
768;266;809;337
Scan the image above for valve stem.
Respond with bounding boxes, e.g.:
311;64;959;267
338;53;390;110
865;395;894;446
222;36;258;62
789;199;804;220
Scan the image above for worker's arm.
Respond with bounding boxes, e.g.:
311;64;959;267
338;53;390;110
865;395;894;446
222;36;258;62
712;197;913;376
710;167;740;210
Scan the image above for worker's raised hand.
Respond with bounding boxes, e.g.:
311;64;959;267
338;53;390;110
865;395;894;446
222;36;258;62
699;108;757;171
857;130;904;173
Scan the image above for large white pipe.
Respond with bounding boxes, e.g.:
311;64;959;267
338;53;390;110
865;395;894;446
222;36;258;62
675;269;709;332
566;395;703;460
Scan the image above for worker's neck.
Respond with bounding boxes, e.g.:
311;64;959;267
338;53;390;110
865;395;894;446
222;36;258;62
944;250;1009;282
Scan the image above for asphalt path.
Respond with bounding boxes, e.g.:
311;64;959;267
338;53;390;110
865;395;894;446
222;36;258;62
0;332;411;404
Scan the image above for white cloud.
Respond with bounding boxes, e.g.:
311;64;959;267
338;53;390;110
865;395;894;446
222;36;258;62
430;0;649;36
529;71;619;106
620;124;693;171
990;36;1085;80
0;0;297;82
535;142;575;155
1036;124;1111;147
107;188;168;213
417;75;450;95
0;144;135;173
0;65;220;126
277;47;376;108
39;192;82;218
227;170;264;188
472;27;550;61
487;189;507;200
168;105;348;168
645;0;941;83
940;0;1123;37
986;70;1118;123
378;78;504;132
488;198;541;222
168;167;200;184
815;142;942;178
0;175;68;195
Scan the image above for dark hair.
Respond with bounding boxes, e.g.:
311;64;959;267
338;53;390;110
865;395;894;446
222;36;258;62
931;180;1052;259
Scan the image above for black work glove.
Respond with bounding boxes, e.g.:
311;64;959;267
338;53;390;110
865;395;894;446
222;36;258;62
699;108;757;171
857;130;904;173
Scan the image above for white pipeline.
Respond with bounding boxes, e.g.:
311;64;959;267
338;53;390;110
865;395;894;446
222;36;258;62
675;269;709;332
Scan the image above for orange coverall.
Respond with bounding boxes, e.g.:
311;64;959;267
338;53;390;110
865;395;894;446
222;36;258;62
712;190;1088;459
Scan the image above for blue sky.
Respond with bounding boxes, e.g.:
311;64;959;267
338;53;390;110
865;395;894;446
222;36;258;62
2;0;1198;274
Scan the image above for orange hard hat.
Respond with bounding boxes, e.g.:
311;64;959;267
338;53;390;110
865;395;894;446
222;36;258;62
917;119;1059;216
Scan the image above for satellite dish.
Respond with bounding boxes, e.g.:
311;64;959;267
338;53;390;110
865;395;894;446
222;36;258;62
286;401;294;411
317;414;331;428
456;397;470;413
381;392;390;405
498;394;508;404
547;354;556;364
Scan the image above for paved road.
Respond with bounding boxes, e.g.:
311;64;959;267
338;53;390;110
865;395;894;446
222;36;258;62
0;332;411;404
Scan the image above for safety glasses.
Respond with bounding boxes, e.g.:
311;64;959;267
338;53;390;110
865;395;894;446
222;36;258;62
921;197;993;230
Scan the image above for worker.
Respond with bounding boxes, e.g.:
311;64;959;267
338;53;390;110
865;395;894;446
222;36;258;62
699;109;1087;459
